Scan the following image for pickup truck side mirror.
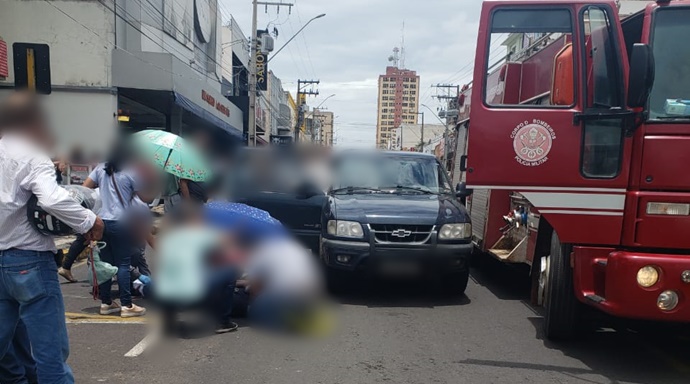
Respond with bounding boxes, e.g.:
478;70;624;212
455;182;473;198
627;43;655;109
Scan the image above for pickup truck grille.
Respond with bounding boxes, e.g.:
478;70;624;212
370;224;434;244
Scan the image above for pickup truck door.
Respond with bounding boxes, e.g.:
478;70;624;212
238;190;326;253
466;1;632;245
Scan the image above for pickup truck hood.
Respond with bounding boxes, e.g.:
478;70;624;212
331;193;469;225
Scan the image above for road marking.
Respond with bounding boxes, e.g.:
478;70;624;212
65;312;148;324
124;333;157;357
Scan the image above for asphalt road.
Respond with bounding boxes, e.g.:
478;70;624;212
60;258;690;384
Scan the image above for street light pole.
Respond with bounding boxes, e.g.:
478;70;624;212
248;0;259;146
268;13;326;63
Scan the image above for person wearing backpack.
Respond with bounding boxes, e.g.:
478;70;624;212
83;148;156;318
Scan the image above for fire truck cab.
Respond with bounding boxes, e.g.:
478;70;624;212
462;0;690;339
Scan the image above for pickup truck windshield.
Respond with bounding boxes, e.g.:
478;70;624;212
332;155;452;194
649;8;690;120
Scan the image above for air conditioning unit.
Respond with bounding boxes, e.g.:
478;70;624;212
260;35;274;54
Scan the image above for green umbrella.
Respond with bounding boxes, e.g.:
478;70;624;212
132;129;212;182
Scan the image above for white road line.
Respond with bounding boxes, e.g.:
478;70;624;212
124;333;157;357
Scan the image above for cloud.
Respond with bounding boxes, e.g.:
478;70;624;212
221;0;484;147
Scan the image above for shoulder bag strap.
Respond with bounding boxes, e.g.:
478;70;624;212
110;172;130;208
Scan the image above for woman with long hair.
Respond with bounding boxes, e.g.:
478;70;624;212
82;144;155;317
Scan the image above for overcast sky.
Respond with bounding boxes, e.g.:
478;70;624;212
220;0;484;148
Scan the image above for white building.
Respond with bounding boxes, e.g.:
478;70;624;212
0;0;243;158
392;124;445;151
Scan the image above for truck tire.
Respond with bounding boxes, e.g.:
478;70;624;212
442;267;470;296
325;268;348;294
544;231;580;340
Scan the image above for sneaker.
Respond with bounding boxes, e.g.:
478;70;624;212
100;301;121;315
58;267;77;283
121;304;146;318
215;321;239;334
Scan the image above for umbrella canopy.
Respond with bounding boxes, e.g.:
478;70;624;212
132;129;212;182
204;202;286;241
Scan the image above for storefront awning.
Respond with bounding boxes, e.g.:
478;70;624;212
173;91;242;138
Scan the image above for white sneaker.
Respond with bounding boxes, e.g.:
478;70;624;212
121;304;146;318
100;301;121;315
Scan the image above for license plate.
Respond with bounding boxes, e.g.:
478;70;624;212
379;260;421;276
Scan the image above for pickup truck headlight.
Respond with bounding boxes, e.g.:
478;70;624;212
438;223;472;240
327;220;364;238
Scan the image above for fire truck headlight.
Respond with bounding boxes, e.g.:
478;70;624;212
636;266;660;288
657;290;679;311
438;223;472;240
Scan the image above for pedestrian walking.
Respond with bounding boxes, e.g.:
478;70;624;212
82;145;155;318
0;91;105;384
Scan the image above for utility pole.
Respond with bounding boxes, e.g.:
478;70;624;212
432;84;460;169
294;79;319;142
248;0;294;146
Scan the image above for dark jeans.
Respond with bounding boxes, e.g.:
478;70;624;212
0;250;73;384
158;267;238;334
98;220;139;307
61;234;87;270
131;249;150;276
0;321;37;384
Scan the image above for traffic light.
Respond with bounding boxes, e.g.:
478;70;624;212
13;43;51;94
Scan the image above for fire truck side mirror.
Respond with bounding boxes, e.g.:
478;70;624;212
627;43;655;109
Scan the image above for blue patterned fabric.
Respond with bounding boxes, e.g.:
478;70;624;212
203;202;286;241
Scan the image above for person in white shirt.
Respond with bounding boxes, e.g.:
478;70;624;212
0;91;104;384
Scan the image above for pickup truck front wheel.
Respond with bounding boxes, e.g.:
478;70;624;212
441;267;470;296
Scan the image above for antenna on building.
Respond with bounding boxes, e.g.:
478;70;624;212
388;47;400;68
400;21;406;70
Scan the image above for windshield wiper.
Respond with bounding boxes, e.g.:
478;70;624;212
331;186;383;194
384;185;436;194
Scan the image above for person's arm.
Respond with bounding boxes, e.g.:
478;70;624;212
146;232;156;250
22;157;104;240
178;178;191;200
82;177;97;189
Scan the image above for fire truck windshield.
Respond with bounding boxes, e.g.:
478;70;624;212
649;8;690;120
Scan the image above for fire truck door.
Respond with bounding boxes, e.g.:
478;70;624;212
467;2;632;244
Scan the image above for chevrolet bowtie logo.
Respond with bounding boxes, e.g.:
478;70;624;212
391;229;412;238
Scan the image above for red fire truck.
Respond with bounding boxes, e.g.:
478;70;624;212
457;0;690;339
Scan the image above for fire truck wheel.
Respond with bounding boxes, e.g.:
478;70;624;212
442;267;470;296
544;231;580;340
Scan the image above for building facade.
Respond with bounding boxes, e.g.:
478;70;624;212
376;66;420;149
314;109;334;147
0;0;243;158
392;124;445;151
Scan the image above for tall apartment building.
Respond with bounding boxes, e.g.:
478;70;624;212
376;66;420;149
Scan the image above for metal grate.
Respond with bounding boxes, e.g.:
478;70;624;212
370;224;433;244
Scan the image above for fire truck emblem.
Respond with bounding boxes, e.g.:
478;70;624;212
510;119;556;167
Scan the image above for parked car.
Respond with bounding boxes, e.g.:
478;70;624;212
320;151;473;294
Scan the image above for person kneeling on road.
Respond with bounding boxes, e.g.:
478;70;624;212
154;205;239;335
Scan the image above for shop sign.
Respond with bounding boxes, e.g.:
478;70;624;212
68;164;93;185
256;30;268;91
270;135;293;146
0;37;7;79
201;90;230;117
